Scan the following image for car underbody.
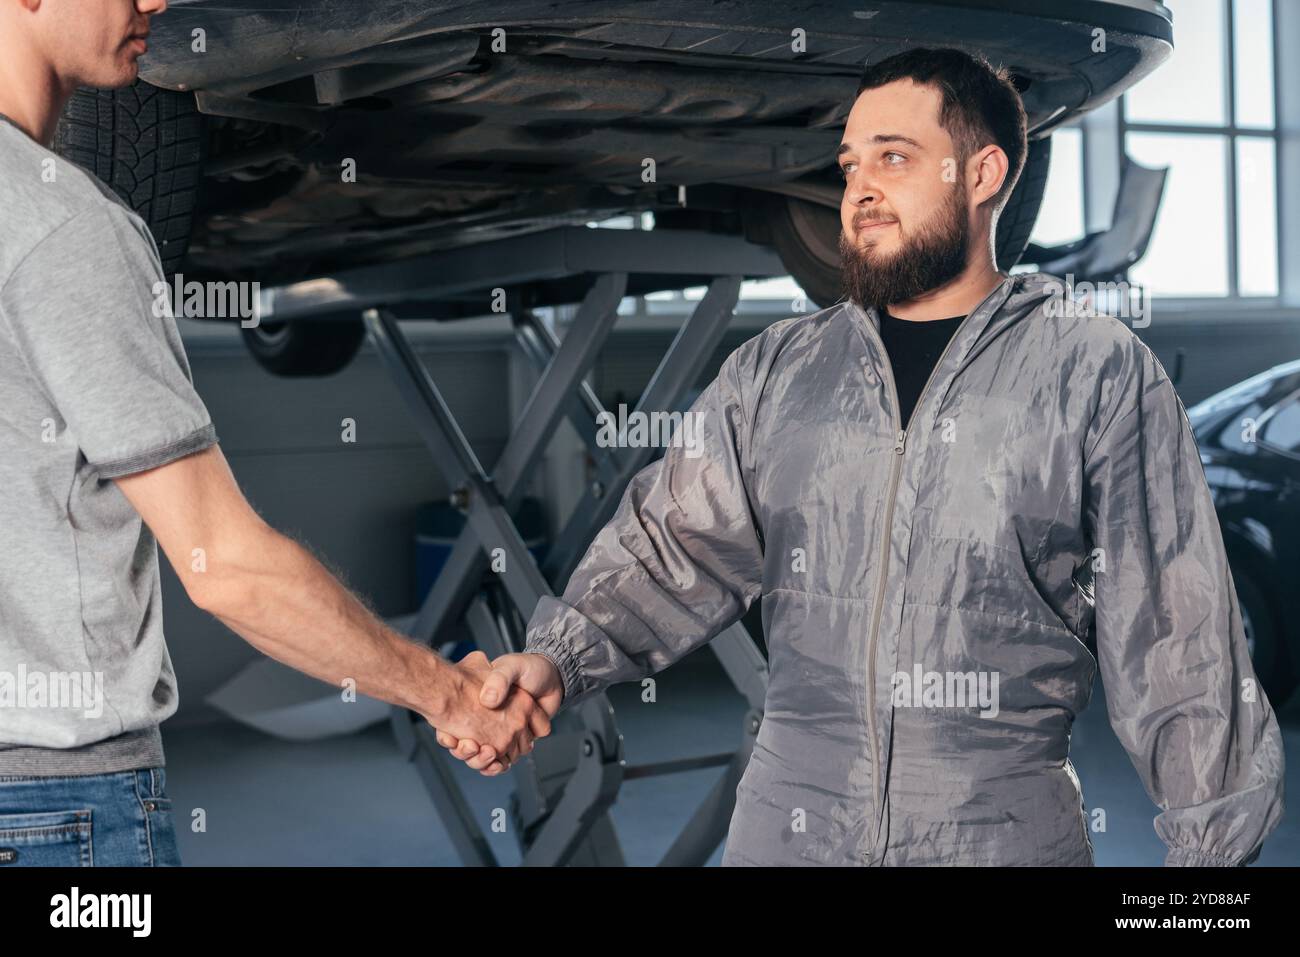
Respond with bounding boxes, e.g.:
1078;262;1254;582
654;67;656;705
127;0;1172;282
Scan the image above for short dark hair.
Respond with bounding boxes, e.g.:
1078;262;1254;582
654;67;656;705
855;47;1028;213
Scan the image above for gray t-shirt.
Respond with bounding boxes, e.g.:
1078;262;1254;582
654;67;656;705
0;116;218;775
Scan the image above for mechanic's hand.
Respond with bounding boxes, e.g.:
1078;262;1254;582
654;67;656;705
426;651;552;776
436;653;564;773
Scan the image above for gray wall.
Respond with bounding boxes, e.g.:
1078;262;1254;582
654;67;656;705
1138;310;1300;404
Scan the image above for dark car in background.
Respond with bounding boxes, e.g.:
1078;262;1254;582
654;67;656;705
54;0;1173;375
1189;359;1300;707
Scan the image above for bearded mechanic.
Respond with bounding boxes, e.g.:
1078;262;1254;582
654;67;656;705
439;48;1286;866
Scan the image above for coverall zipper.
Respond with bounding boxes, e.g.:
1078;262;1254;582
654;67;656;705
858;306;980;861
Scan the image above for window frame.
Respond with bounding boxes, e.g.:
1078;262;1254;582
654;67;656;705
1117;0;1282;301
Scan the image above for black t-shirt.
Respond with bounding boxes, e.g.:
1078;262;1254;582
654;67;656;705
878;311;967;429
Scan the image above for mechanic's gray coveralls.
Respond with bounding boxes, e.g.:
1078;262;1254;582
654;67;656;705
523;272;1285;866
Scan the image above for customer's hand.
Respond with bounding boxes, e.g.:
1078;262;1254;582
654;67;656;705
436;653;564;775
425;651;552;776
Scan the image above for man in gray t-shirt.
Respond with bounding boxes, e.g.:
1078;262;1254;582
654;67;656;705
0;0;549;866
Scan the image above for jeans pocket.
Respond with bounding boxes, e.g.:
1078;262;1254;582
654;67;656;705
136;770;182;867
0;809;93;866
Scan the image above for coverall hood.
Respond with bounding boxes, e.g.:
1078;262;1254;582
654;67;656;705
525;270;1285;866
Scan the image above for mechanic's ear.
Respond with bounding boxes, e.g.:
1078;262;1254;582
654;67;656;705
968;143;1009;208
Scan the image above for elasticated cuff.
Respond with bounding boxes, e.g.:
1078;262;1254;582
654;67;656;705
522;629;587;711
1165;847;1239;867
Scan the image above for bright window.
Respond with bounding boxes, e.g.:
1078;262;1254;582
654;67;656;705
1121;0;1280;298
1125;133;1229;297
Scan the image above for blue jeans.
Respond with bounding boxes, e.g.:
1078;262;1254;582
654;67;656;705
0;767;181;866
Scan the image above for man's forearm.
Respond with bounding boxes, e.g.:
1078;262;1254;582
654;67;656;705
192;525;451;721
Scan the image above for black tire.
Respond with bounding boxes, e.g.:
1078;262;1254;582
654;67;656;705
994;134;1052;272
762;190;843;309
761;134;1053;308
1233;566;1296;707
241;317;368;377
54;81;204;276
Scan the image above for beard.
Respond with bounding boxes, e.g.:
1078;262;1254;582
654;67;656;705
838;180;971;312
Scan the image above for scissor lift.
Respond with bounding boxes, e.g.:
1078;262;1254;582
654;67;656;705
259;225;784;865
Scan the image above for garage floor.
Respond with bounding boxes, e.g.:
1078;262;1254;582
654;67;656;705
164;660;1299;866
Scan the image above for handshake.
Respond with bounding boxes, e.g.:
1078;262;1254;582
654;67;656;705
427;650;564;775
